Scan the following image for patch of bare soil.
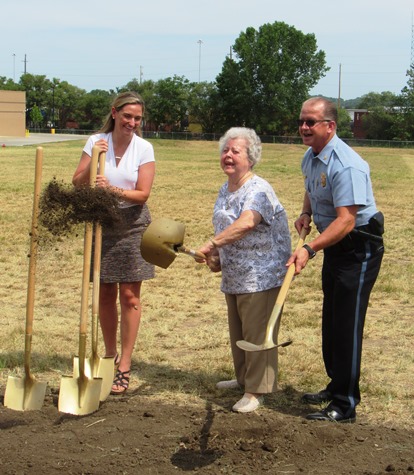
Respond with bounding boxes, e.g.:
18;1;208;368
1;387;413;475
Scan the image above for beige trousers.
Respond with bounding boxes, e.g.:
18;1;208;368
225;287;281;394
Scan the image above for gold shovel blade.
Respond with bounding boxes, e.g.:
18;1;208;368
140;218;186;269
4;375;47;411
94;357;116;401
73;356;114;402
58;374;102;415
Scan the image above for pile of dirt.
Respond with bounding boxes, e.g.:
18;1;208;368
39;178;125;237
0;388;413;474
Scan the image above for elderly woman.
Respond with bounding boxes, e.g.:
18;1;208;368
198;127;291;413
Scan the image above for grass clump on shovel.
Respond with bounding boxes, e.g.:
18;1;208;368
39;176;124;238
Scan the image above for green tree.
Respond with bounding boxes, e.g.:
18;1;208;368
53;80;86;129
357;91;398;109
337;108;353;139
150;75;190;130
394;68;414;140
349;91;398;140
77;89;112;130
0;76;20;90
215;22;329;134
187;81;219;133
29;104;44;129
361;109;398;140
19;74;52;123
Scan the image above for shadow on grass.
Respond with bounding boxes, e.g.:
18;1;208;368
131;359;308;418
1;351;310;417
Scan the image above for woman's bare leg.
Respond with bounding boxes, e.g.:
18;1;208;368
98;282;119;358
111;282;142;392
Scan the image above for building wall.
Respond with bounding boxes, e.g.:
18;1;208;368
346;108;369;139
0;90;26;137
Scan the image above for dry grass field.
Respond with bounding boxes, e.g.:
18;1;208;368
0;138;413;474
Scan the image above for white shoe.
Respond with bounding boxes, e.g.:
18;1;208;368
232;394;263;413
216;379;240;390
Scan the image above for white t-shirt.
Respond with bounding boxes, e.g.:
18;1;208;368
83;132;155;208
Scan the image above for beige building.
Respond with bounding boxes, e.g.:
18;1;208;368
0;90;26;137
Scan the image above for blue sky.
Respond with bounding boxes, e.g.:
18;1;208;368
1;0;412;99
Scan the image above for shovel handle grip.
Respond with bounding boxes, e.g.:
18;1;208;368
177;245;206;260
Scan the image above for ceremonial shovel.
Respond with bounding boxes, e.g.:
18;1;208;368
58;146;103;415
140;217;205;269
4;147;47;411
72;150;114;401
236;227;308;352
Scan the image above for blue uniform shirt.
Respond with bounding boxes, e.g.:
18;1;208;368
302;134;378;232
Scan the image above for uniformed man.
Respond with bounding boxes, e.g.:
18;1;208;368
287;97;384;423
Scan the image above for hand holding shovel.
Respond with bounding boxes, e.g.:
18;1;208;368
236;227;308;352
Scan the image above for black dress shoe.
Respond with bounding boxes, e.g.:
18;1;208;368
306;406;356;423
301;389;332;404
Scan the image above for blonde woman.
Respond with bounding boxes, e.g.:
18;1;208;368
73;91;155;394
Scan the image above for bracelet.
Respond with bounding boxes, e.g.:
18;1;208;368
210;238;218;248
300;211;312;218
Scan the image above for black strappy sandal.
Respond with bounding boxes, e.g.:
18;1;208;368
111;369;130;395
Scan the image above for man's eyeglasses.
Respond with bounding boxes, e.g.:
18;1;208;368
297;119;331;128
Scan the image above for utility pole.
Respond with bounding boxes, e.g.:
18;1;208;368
23;54;28;74
197;39;203;82
12;53;16;82
140;65;143;84
338;63;342;110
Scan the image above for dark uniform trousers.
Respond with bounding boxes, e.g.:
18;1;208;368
322;233;384;417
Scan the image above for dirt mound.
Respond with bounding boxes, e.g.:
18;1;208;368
1;388;413;474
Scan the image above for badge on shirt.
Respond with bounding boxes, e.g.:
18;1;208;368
321;173;326;188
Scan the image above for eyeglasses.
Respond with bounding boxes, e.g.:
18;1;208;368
297;119;331;128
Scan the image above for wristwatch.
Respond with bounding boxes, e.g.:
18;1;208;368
303;244;316;259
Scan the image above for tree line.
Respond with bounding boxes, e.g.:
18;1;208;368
1;21;414;140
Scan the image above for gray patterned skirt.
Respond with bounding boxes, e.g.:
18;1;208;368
93;204;155;283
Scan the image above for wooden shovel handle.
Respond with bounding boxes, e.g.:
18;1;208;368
79;147;100;338
262;226;308;345
23;147;43;375
275;226;308;307
92;151;105;312
92;151;106;353
177;245;206;260
25;147;43;337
